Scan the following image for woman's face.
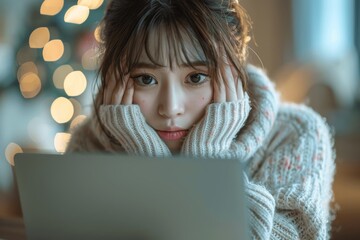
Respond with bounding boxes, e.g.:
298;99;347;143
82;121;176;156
130;31;213;153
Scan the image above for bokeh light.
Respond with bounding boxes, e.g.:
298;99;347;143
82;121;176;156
19;73;42;98
5;143;23;166
63;71;87;96
43;39;64;62
29;27;50;49
40;0;64;16
69;98;82;116
70;114;87;130
50;97;74;123
64;5;90;24
17;61;39;81
81;48;98;70
54;132;71;153
53;64;73;89
94;25;103;43
78;0;104;10
16;46;38;65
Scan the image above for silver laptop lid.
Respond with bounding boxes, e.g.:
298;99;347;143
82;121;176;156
14;153;250;240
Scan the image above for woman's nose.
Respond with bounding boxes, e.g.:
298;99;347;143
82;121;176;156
158;84;185;118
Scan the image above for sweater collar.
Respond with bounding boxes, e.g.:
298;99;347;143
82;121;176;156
234;65;280;162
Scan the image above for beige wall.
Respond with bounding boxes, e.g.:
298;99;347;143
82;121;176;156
241;1;293;78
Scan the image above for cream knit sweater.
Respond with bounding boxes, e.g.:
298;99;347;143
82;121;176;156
66;65;335;240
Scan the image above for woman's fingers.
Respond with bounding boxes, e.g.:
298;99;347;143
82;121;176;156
214;44;244;103
104;75;116;104
223;63;237;102
104;73;134;105
111;76;125;105
214;58;237;103
213;72;226;103
121;77;134;105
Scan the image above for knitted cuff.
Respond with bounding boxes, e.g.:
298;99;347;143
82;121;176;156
245;177;275;240
181;93;251;157
99;105;171;157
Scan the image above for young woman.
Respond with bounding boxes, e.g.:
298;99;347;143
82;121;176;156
67;0;335;239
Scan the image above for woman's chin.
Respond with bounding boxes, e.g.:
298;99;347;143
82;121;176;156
163;139;183;154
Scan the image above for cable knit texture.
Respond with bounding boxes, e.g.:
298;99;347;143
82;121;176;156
181;93;251;158
66;65;335;240
99;105;171;157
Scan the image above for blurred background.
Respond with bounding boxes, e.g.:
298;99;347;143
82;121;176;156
0;0;359;239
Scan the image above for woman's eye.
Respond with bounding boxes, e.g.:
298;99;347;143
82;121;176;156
133;75;157;86
188;73;209;85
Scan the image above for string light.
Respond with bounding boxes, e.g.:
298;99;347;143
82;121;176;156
94;25;103;43
54;132;71;153
70;115;87;130
29;27;50;49
43;39;64;62
19;72;42;98
69;98;82;116
53;64;73;89
81;48;98;70
64;5;90;24
16;46;37;65
50;97;74;123
78;0;104;10
40;0;64;16
63;71;87;96
7;0;105;155
5;143;23;166
17;61;38;81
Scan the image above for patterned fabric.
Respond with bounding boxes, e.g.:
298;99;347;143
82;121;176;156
66;65;335;239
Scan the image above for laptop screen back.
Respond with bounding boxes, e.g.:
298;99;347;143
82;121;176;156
14;153;249;240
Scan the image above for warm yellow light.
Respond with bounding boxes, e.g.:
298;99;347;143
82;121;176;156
19;73;42;98
64;5;89;24
53;65;73;89
69;98;82;116
40;0;64;16
51;97;74;123
78;0;104;10
29;27;50;49
70;115;87;130
82;48;98;70
16;46;38;65
5;143;23;166
43;39;64;62
94;25;103;43
54;132;71;153
64;71;87;96
17;61;38;81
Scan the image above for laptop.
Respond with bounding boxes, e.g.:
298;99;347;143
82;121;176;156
14;153;250;240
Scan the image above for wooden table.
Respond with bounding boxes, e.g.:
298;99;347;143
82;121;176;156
0;217;26;240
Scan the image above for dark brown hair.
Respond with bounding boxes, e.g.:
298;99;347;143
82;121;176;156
94;0;252;125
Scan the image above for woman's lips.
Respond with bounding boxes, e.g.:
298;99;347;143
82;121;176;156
156;129;188;141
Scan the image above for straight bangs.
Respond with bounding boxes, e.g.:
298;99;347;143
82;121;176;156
123;13;221;81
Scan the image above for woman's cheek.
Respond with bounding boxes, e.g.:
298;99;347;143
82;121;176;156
133;91;152;117
188;91;212;123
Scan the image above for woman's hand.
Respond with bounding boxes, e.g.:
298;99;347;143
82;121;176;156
180;54;250;158
100;75;171;157
103;74;134;105
213;55;244;103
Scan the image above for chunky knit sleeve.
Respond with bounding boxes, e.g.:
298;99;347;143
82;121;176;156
66;112;123;153
180;93;251;157
247;105;335;240
66;105;171;157
99;105;171;157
